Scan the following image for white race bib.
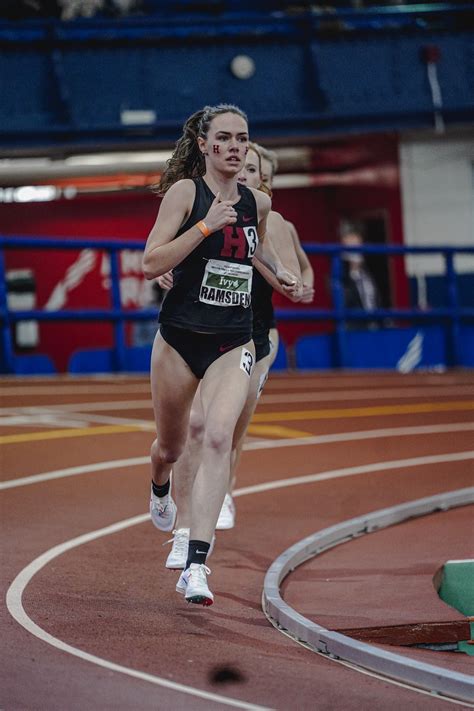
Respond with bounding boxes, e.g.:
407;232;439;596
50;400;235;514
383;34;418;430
200;259;252;308
240;348;254;377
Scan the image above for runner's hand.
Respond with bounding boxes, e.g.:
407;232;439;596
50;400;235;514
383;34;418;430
277;269;303;300
300;283;315;303
156;272;173;290
204;192;237;233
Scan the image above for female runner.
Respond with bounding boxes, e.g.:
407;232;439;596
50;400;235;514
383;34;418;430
143;105;299;606
161;142;304;569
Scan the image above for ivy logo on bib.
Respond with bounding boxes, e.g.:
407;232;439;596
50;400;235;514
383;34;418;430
200;259;252;308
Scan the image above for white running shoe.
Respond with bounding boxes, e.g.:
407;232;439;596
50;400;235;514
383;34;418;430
150;489;177;532
165;529;216;570
216;493;235;530
165;528;190;569
176;563;213;606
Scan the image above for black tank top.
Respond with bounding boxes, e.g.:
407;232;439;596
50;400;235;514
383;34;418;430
252;269;275;335
159;177;259;335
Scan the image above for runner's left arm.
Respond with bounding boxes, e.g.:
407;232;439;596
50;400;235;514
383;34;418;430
287;220;315;303
253;212;303;301
251;190;301;297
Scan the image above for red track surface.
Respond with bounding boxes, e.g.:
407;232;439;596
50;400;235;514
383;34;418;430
1;371;473;710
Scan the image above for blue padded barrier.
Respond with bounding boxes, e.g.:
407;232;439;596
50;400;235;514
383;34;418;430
12;354;57;375
295;326;448;371
295;334;333;370
125;345;152;372
68;346;151;373
346;326;446;370
68;345;152;374
269;338;288;371
68;348;115;374
459;326;474;368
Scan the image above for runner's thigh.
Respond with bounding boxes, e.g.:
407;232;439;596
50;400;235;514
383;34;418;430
232;355;267;445
150;331;199;446
200;341;255;430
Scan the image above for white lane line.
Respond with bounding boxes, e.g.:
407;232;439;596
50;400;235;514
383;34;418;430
6;451;474;708
2;375;471;397
263;376;472;390
0;457;149;490
2;422;474;490
260;386;473;404
5;516;270;711
2;384;473;415
244;422;474;451
4;410;472;440
21;408;155;430
0;384;151;396
233;451;474;497
0;400;151;414
0;414;89;429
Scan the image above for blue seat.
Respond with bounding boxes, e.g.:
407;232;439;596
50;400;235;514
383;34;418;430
13;354;57;375
68;348;114;373
68;346;151;373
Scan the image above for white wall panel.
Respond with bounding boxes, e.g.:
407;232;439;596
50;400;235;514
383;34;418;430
400;134;474;276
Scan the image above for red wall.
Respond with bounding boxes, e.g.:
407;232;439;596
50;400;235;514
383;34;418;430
2;193;159;371
1;181;406;370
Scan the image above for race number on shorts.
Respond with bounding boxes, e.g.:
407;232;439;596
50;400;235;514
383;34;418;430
240;348;254;377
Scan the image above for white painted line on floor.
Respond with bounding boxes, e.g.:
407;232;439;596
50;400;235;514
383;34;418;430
2;383;473;415
0;457;149;490
0;414;92;429
263;375;471;390
21;408;155;430
5;515;270;710
0;384;151;397
244;422;474;451
6;450;474;708
2;376;469;398
0;400;152;414
260;385;473;404
2;422;474;490
233;450;474;497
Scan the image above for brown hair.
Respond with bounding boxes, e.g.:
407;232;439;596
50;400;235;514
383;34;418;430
152;104;248;195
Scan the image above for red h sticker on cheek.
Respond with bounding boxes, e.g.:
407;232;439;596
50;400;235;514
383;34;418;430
212;145;220;154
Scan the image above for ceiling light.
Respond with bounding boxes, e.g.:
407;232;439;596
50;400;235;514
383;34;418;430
230;55;256;80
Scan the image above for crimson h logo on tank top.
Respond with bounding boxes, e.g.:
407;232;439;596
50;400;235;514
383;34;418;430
220;225;258;259
221;226;246;259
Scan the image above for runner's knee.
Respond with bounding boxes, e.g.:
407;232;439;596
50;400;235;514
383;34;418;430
188;408;205;444
204;426;232;456
151;438;182;465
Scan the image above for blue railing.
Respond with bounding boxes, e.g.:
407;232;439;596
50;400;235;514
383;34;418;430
274;244;474;368
1;236;473;373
